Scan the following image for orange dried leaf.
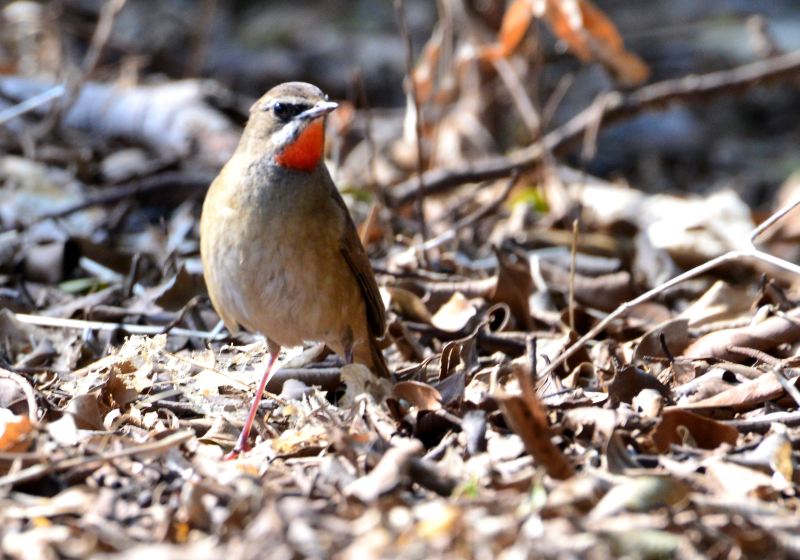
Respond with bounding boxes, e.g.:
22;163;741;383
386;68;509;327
545;0;591;60
413;25;445;103
0;409;33;452
578;0;623;51
542;0;649;85
481;0;534;61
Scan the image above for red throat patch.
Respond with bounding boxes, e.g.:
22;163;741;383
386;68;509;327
275;119;325;172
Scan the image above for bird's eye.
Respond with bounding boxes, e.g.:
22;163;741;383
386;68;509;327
272;102;291;121
272;102;313;121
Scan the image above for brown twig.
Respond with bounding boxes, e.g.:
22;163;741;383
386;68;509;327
492;57;540;135
388;49;800;207
394;0;429;245
0;430;194;487
14;312;224;340
568;219;578;332
355;69;383;207
37;0;127;139
7;170;215;233
402;171;520;256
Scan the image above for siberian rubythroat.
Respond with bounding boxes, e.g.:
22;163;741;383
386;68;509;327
200;82;388;456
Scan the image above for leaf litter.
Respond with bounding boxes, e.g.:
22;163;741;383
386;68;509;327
2;1;800;558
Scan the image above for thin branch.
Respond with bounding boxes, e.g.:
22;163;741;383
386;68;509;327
749;194;800;245
539;193;800;378
6;171;215;233
0;430;194;488
389;49;800;207
394;0;429;244
492;57;540;135
0;84;65;125
568;219;578;332
724;409;800;433
14;313;225;340
399;172;519;257
81;0;128;77
37;0;127;138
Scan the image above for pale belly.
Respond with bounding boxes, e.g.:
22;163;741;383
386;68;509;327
204;207;367;353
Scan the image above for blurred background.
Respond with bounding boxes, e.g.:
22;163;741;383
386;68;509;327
3;0;799;205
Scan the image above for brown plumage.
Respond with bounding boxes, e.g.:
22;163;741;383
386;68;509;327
200;82;388;456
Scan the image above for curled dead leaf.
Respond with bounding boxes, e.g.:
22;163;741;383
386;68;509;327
482;0;649;85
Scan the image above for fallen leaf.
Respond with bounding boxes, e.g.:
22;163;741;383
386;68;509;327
588;475;689;522
387;287;434;324
490;247;534;330
704;459;777;499
679;371;795;412
394;380;443;411
0;408;33;452
496;365;574;480
608;364;670;404
431;292;477;333
648;407;738;453
344;439;424;502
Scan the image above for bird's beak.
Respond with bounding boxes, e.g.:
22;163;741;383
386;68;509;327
298;100;338;121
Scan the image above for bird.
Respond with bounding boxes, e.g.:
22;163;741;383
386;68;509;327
200;82;389;457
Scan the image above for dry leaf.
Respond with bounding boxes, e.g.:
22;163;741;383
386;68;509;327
588;475;689;522
543;0;649;85
272;425;328;456
496;365;574;480
480;0;534;61
703;460;777;499
483;0;649;84
683;307;800;361
388;287;434;324
394;380;443;411
490;247;534;330
0;408;33;452
431;292;477;332
679;371;794;412
344;439;424;502
648;407;738;453
607;364;670;404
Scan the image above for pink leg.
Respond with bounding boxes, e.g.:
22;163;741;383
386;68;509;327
225;350;279;460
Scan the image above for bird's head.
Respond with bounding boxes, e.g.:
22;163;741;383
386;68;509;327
242;81;337;172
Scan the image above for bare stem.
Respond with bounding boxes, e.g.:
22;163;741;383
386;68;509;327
394;0;429;246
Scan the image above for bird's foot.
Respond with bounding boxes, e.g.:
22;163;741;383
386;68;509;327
224;436;253;460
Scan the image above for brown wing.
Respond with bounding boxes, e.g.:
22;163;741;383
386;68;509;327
325;173;386;339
